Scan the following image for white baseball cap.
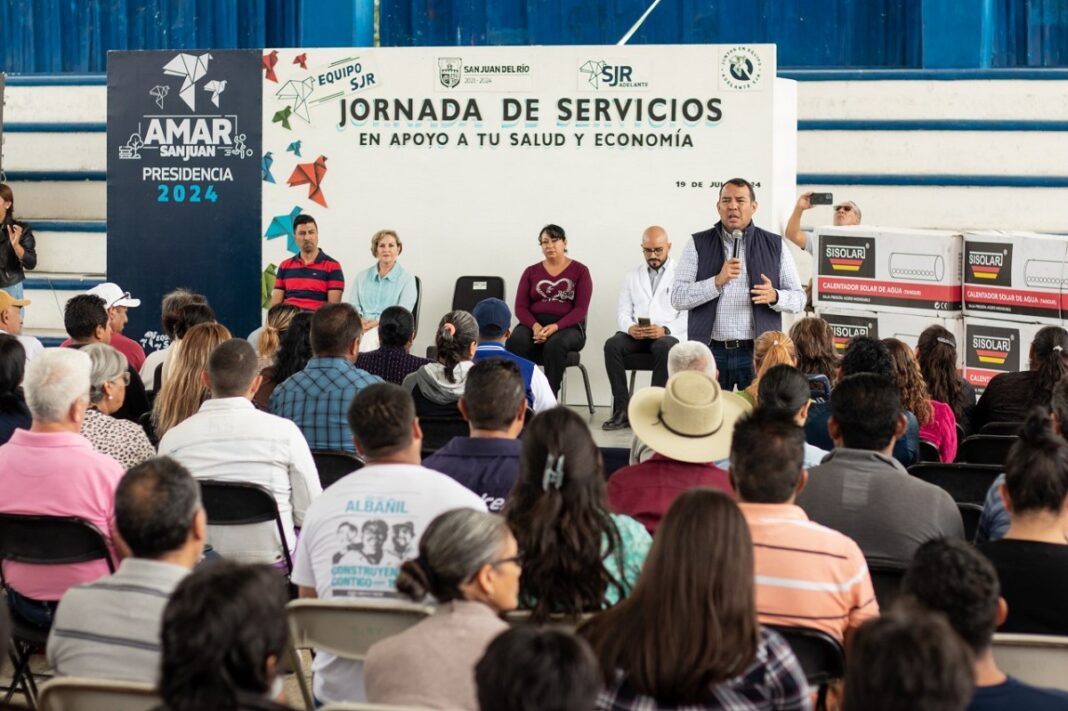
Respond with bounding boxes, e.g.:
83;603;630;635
87;282;141;309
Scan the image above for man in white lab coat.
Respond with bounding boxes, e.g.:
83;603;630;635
602;225;688;431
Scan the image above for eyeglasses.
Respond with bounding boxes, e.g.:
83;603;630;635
642;247;666;256
107;292;132;309
489;553;524;569
834;205;853;213
112;372;131;385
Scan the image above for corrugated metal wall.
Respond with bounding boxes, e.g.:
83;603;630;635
0;0;1065;73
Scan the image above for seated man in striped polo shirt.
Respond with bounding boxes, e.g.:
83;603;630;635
731;408;878;643
47;457;206;683
271;214;345;310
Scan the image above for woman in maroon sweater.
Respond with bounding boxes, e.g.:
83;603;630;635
505;224;593;396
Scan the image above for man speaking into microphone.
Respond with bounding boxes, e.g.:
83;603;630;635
671;178;804;391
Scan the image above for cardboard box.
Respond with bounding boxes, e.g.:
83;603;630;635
963;231;1068;325
815;307;965;370
962;317;1048;394
813;226;963;317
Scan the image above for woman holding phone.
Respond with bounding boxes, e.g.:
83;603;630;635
0;184;36;301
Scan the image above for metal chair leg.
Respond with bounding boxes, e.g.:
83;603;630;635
628;370;636;396
578;364;594;415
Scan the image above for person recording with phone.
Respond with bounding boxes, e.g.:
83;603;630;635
784;191;862;254
0;184;37;303
671;178;804;392
601;225;686;431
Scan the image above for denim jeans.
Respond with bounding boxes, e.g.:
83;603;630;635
7;588;57;629
711;342;755;392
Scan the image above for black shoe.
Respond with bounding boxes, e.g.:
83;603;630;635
602;409;630;431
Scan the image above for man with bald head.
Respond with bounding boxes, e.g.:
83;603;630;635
602;226;688;431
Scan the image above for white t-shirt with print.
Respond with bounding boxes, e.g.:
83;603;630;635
292;462;488;703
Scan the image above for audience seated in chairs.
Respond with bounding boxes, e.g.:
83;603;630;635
903;538;1068;709
254;311;312;411
797;373;963;568
157;561;294;711
505;407;651;623
159;339;321;565
355;305;429;385
917;325;977;436
977;409;1068;635
269;303;382;453
476;626;602;711
422;359;527;513
843;606;974;711
47;457;205;682
151;322;231;441
81;343;156;468
0;334;30;445
884;337;958;463
733;408;878;643
789;316;839;385
0;347;124;628
365;509;519;710
291;382;486;705
739;330;796;407
607;371;740;534
505;224;593;398
63;294;150;424
758;364;829;467
472;297;557;413
251;302;301;372
972;325;1068;434
805;335;920;467
139;289;208;393
579;489;809;709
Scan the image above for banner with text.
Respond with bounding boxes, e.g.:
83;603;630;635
259;45;788;403
108;50;262;353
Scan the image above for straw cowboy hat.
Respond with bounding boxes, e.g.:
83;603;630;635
628;371;751;463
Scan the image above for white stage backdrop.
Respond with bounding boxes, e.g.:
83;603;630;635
261;44;795;405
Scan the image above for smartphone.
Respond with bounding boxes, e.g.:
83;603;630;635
637;317;651;327
810;192;833;205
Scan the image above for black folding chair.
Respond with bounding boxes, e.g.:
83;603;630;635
451;276;505;313
955;434;1018;466
412;276;422;337
867;559;908;610
958;502;984;544
411;387;469;457
311;450;364;490
198;481;293;573
624;352;655;396
0;514;116;708
767;625;844;711
560;351;595;415
907;462;1003;506
805;373;833;403
917;439;942;463
980;421;1023;436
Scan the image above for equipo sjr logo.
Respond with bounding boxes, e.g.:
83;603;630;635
579;60;649;89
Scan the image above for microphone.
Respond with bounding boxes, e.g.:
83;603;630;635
731;229;743;259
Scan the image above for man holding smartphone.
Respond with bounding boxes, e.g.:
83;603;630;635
785;192;862;254
671;178;805;392
602;225;686;431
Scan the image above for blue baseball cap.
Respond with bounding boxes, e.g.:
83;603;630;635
472;298;511;337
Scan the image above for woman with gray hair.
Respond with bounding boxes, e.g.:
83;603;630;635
81;343;155;467
364;508;521;710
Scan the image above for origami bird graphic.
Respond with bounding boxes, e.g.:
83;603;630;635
262;152;275;184
263;50;280;82
149;85;169;109
203;79;227;108
287;140;302;157
162;52;212;111
294;53;308;69
287;156;329;208
272;106;293;130
276;78;316;123
264;206;304;252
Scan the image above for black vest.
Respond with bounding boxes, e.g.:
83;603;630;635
687;222;783;345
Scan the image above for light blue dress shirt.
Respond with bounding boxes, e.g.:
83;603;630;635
347;262;418;321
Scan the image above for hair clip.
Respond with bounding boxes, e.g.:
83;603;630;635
542;453;565;491
441;322;457;338
1055;345;1064;353
936;336;955;347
